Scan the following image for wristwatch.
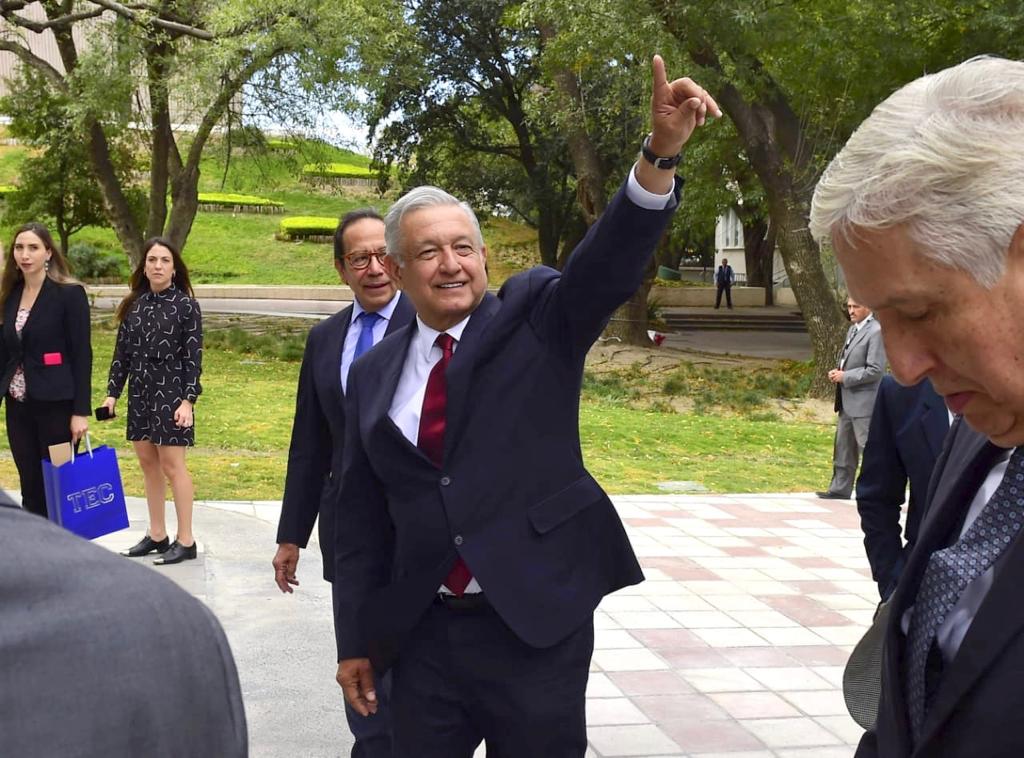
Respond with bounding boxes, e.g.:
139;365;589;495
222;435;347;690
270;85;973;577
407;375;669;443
641;133;683;170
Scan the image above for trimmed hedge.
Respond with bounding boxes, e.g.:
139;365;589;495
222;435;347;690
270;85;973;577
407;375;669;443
301;162;377;179
277;216;338;241
197;192;285;214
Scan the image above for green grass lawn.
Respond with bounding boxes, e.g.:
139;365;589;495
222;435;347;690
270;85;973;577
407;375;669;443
0;323;833;501
0;141;543;286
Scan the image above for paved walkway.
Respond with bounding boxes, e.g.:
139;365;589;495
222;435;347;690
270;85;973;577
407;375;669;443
86;491;870;757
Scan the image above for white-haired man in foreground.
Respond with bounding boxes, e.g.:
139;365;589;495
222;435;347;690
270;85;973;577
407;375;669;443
810;56;1024;757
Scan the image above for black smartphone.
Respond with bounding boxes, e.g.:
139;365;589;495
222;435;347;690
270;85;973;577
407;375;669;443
95;406;114;421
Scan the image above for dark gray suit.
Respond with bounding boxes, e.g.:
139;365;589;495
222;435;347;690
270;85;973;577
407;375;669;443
826;317;886;497
0;493;247;757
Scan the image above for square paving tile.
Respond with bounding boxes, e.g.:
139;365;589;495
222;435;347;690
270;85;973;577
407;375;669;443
632;693;730;722
779;689;849;716
739;717;843;748
587;672;624;698
607;670;695;696
744;667;834;691
592;648;669;672
587;697;650;725
680;667;765;693
587;724;681;756
692;628;769;648
659;718;768;753
709;691;801;719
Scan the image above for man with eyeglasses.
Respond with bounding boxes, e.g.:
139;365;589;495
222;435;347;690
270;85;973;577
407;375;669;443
273;208;414;757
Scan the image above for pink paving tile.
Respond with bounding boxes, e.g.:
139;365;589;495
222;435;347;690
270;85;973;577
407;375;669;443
607;670;695;696
763;596;855;627
660;647;730;669
658;718;768;753
626;517;670;527
631;628;709;649
786;580;846;594
709;691;801;719
724;546;768;557
776;646;851;666
789;557;846;569
632;693;731;722
719;646;806;668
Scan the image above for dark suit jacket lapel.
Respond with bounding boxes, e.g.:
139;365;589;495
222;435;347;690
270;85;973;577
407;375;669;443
16;277;54;338
443;293;500;464
366;322;422;457
883;426;998;745
328;306;354;412
917;435;1024;747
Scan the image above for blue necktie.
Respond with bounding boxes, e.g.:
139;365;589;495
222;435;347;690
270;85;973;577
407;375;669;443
353;311;382;361
905;446;1024;742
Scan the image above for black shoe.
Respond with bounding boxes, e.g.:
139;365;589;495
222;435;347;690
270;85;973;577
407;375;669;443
154;540;197;565
816;491;851;500
122;534;170;557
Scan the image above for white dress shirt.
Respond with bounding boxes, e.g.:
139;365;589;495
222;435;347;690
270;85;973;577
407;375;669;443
902;447;1015;665
340;292;402;393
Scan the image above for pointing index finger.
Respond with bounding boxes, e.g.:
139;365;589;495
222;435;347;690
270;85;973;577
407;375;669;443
651;54;668;93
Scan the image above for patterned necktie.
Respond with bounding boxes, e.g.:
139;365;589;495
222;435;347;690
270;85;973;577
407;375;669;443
417;333;472;596
353;311;382;360
904;446;1024;742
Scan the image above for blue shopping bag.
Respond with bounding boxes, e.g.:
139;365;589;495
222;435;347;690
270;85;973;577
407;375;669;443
42;436;129;540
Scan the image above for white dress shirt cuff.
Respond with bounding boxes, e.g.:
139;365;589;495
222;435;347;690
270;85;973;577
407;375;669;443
626;163;676;210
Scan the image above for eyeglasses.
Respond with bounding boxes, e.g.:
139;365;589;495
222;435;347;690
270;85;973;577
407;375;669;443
344;248;388;270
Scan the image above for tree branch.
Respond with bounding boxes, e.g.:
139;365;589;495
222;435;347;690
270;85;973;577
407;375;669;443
0;6;104;31
0;40;68;91
86;0;214;40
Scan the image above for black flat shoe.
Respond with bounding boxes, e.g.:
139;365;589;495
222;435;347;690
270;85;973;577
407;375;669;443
816;491;851;500
154;540;197;565
122;534;170;557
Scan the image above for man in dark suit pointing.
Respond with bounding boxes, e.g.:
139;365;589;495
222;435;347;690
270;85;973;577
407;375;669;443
273;209;414;757
332;56;720;756
810;56;1024;757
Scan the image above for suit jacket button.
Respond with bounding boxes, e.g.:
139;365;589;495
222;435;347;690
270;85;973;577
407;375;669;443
440;476;451;486
454;535;463;546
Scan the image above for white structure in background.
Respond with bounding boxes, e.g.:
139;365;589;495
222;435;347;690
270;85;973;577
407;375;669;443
714;208;788;288
714;207;747;284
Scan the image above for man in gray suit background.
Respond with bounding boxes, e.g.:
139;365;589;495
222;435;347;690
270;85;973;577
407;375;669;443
818;296;887;499
0;490;247;757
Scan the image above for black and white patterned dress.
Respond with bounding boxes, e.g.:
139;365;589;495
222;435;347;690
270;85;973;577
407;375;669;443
107;285;203;446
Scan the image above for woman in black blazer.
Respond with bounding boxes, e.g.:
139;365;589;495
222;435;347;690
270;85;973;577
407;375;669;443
0;223;91;517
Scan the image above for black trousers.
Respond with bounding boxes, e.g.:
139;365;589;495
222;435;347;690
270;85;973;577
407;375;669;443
391;598;593;757
715;283;733;308
4;396;73;518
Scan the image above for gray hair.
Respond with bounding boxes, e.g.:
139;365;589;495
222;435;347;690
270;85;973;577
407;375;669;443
809;56;1024;288
384;186;484;266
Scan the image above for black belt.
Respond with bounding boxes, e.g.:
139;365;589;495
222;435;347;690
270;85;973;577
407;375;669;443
435;593;488;611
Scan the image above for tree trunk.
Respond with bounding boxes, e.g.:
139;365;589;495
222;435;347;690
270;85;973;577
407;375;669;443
146;39;172;240
46;17;144;264
742;216;776;306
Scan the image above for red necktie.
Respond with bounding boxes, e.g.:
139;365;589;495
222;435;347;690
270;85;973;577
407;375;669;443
418;333;472;596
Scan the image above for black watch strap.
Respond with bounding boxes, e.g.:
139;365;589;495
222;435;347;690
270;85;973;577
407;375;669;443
641;133;683;170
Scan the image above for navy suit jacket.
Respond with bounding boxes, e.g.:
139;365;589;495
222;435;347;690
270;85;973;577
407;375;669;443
855;376;949;599
858;420;1024;757
333;179;680;670
277;294;415;581
0;278;91;415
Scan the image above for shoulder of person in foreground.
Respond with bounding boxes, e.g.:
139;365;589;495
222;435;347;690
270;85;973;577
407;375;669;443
0;500;248;757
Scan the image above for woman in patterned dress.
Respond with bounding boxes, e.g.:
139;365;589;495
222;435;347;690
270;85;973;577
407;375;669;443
102;238;203;565
0;223;91;517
